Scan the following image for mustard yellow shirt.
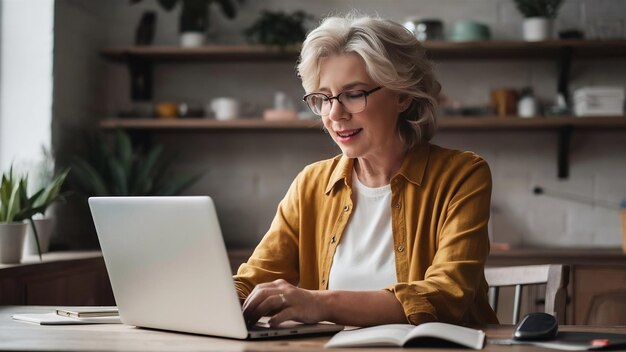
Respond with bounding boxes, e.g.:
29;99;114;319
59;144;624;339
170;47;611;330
234;142;498;326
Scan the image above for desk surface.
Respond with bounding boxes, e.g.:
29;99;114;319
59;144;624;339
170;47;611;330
2;306;625;352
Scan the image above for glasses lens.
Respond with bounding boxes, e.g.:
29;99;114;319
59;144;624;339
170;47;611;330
304;90;370;116
305;94;329;116
338;90;367;114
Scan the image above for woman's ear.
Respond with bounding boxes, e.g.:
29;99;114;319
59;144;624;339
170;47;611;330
397;94;412;113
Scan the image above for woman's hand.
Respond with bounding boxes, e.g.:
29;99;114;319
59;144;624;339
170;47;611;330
242;279;326;327
242;279;407;327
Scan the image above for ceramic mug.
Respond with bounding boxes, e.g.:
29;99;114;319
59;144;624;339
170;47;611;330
209;98;240;121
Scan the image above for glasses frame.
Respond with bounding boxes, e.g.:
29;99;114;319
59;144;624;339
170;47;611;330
302;86;383;116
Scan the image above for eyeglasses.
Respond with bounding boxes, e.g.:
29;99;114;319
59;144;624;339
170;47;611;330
302;86;383;116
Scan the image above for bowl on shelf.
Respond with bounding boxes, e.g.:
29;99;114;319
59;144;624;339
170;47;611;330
155;102;178;119
448;20;491;42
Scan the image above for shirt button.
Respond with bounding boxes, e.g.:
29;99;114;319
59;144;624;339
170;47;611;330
330;236;336;244
343;205;350;212
394;202;401;208
321;279;326;285
397;245;405;252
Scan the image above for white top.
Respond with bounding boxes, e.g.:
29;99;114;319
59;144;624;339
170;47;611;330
327;171;397;291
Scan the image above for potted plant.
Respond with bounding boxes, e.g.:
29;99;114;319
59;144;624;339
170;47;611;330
70;131;203;196
513;0;563;41
131;0;239;47
244;10;313;50
22;147;64;257
0;166;68;263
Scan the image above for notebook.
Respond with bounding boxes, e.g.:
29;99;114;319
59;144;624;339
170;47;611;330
89;196;343;339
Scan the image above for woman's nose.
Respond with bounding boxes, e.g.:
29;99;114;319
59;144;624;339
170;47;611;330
327;100;349;121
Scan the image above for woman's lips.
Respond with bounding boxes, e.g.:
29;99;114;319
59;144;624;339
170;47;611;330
334;128;363;142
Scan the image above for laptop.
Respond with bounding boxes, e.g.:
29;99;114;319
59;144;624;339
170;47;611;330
88;196;343;339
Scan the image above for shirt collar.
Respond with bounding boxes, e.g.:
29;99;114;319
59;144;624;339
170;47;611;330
325;155;354;194
324;142;430;194
396;142;430;186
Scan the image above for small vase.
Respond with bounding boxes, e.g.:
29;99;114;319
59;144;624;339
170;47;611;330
0;222;28;264
22;217;55;257
523;17;552;42
180;32;205;48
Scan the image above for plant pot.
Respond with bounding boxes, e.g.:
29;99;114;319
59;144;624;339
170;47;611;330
180;31;205;48
523;17;552;42
22;217;55;257
0;222;28;264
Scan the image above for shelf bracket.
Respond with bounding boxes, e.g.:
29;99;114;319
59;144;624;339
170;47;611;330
557;47;573;105
128;56;153;101
557;126;572;179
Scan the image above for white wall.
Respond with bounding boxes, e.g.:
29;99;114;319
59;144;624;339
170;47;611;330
0;0;54;173
54;0;626;249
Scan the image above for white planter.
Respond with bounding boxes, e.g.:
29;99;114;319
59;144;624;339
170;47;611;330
180;32;205;48
523;17;553;42
0;222;28;264
22;217;55;256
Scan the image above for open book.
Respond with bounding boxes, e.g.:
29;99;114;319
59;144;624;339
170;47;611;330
325;322;485;349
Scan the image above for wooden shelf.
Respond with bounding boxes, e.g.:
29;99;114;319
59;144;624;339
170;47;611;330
99;118;323;130
101;40;626;62
424;40;626;60
438;116;626;129
99;116;626;130
101;45;299;62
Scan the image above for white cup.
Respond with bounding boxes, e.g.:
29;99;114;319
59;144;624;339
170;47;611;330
180;32;205;48
209;98;240;120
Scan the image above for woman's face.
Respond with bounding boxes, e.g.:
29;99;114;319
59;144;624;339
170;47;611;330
317;53;407;160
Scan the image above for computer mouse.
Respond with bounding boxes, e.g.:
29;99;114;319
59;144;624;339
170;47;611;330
513;312;558;341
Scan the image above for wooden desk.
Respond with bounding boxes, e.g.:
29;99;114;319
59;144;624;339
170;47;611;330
2;306;626;351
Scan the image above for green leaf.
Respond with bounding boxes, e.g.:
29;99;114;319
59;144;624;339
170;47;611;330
131;144;163;195
28;218;43;261
108;158;129;195
71;158;110;195
4;182;21;223
115;130;134;180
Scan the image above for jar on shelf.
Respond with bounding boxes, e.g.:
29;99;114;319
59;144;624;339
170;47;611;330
517;87;538;118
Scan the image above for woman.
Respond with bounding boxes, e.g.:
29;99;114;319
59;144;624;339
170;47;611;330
234;14;498;328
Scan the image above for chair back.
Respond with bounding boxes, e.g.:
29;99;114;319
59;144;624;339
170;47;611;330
485;264;569;324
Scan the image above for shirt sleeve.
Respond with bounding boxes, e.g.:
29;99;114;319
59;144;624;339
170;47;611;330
232;173;302;300
385;155;492;325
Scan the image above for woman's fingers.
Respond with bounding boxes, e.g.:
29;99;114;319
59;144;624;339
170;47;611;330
267;306;294;327
243;280;292;325
242;280;325;327
244;293;286;326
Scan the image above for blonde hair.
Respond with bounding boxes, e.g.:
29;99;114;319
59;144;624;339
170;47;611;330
297;14;441;147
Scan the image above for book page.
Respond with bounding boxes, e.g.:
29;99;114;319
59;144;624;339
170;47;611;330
405;322;485;350
325;324;414;348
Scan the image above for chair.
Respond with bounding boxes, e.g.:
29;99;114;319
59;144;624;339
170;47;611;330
485;264;570;325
